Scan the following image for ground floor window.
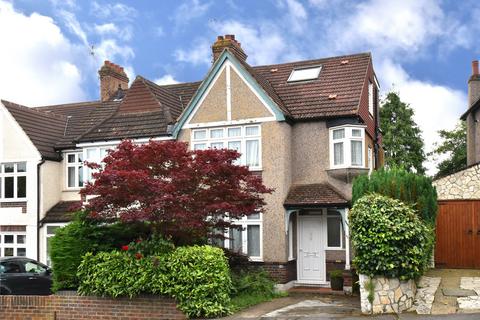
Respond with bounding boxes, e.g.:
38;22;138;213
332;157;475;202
326;209;345;249
45;224;64;266
0;231;26;257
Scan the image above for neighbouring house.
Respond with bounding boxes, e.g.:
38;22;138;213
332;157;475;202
433;60;480;269
0;34;383;288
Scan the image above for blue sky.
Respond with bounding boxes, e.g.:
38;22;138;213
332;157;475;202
1;0;480;174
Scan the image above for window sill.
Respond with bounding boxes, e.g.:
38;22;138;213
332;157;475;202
63;188;82;192
326;247;346;251
248;257;263;262
0;199;27;203
326;167;369;182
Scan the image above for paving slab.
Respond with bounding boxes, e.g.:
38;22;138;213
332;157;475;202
457;296;480;313
412;276;441;314
460;277;480;296
442;288;477;297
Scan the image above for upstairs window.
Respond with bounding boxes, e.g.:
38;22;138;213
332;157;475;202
191;125;261;170
0;162;27;199
84;147;109;182
287;66;321;82
330;127;365;169
66;153;83;189
368;81;374;116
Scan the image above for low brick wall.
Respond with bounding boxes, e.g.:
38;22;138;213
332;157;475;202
359;274;416;314
0;294;186;320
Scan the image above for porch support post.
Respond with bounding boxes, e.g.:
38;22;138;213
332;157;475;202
285;209;297;235
341;208;351;270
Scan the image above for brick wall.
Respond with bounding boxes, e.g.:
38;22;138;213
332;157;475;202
0;202;27;213
253;260;296;283
0;294;185;320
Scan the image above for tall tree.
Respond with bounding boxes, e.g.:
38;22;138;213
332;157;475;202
81;140;272;245
380;92;426;174
429;121;467;178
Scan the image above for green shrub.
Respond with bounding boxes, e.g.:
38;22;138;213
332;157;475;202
76;245;232;318
165;245;232;318
352;167;438;224
123;234;175;257
349;194;434;280
50;211;149;291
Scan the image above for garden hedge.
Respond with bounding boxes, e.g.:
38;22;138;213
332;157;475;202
349;193;434;280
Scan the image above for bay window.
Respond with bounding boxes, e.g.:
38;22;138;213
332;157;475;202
191;125;261;170
227;213;262;261
0;162;27;199
84;147;109;182
330;126;365;169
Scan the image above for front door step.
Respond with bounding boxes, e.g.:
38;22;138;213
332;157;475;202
442;288;477;297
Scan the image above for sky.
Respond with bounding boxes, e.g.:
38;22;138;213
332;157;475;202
1;0;479;175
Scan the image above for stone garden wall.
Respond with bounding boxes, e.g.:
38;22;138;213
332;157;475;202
433;164;480;199
359;274;416;314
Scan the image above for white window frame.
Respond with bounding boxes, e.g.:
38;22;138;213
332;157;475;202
368;81;374;116
0;162;27;200
368;146;373;173
329;126;366;169
83;147;110;183
191;125;262;170
325;210;345;250
65;152;83;189
44;223;66;266
288;217;294;261
0;232;27;257
223;213;263;262
287;65;322;83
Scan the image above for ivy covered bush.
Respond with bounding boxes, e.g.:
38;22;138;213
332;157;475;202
77;245;232;318
352;167;438;224
349;194;434;280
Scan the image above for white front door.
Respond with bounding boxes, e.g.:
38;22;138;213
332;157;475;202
298;215;326;283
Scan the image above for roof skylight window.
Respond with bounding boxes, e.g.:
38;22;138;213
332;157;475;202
287;65;321;82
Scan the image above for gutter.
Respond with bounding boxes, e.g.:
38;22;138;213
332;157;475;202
37;158;45;261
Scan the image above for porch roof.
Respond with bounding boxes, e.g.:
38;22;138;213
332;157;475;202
284;183;349;208
41;201;80;223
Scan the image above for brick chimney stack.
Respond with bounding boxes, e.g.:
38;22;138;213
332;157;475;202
466;60;480;165
98;61;129;102
212;35;248;62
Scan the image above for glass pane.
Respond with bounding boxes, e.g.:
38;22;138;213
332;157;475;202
228;127;241;137
67;167;76;188
351;140;363;166
211;142;224;149
17;248;26;257
245;126;259;136
333;129;345;140
247;225;260;256
67;154;76;163
193;130;206;140
229;227;243;253
352;129;362;137
87;148;97;160
4;248;14;257
247;213;260;220
210;129;223;139
4;235;13;244
47;237;52;266
4;163;14;173
47;226;60;235
288;67;321;82
193;143;206;150
100;148;108;160
327;217;341;247
228;141;241;152
78;166;84;187
24;261;46;273
334;142;344;165
246;140;259;167
17;162;26;172
78;153;83;162
17;176;26;198
17;235;26;244
5;177;14;198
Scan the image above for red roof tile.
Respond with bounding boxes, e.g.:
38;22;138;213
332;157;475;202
284;183;348;207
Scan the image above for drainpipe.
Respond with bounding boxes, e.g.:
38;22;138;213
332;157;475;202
37;158;45;261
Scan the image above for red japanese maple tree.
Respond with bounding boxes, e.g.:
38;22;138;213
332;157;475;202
80;140;272;244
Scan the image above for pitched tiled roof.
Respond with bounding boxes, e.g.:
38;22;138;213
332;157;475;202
284;183;348;207
40;201;80;223
3;51;370;151
2;100;66;160
253;53;371;120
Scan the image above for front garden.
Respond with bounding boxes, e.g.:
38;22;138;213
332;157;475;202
49;140;281;318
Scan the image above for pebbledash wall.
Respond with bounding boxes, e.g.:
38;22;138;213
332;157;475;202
433;163;480;199
0;294;185;320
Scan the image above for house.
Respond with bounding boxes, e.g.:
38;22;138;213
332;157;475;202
433;61;480;269
0;34;382;287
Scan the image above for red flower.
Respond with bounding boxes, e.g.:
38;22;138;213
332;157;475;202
121;245;129;251
135;252;143;259
135;239;142;243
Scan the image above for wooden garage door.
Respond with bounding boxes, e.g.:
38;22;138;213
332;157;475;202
435;200;480;268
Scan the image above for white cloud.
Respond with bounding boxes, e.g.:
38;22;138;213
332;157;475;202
93;22;132;41
172;0;212;27
378;59;467;175
174;38;211;66
94;22;117;34
154;75;179;85
57;9;88;45
0;1;86;106
277;0;308;34
91;1;137;21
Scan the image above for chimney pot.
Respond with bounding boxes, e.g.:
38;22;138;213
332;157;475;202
217;36;224;40
225;34;233;40
98;60;129;102
473;60;479;76
212;34;247;62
